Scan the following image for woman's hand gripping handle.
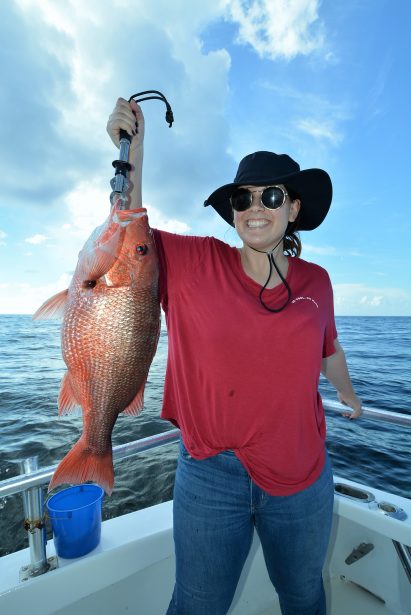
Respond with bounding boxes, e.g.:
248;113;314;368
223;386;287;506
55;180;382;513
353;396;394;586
107;97;145;154
107;98;144;209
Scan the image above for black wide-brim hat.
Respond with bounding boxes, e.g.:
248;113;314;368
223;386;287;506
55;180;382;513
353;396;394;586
204;151;332;231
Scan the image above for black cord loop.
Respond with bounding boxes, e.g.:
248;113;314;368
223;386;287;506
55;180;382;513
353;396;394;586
248;236;292;313
128;90;174;127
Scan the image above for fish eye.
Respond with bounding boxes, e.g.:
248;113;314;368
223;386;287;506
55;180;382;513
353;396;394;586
136;244;148;255
83;280;97;288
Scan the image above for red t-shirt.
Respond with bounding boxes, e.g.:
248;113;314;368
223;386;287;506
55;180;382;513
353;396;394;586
153;229;337;495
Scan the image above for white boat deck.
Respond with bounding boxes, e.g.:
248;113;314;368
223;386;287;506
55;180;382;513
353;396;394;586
235;574;394;614
259;577;390;613
1;474;411;615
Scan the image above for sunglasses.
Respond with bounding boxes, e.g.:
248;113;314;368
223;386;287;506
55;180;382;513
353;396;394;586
230;186;288;212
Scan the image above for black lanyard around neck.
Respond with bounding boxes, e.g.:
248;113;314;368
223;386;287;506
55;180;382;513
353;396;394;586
247;237;292;313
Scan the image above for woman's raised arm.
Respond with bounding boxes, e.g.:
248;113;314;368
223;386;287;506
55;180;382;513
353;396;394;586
106;97;145;209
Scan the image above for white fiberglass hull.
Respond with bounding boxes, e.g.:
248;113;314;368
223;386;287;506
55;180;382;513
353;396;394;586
1;474;410;615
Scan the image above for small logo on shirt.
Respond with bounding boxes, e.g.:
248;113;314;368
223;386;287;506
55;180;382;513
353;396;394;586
291;296;319;309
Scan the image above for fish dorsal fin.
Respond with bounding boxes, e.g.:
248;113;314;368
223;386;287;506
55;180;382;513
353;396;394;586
32;289;68;320
122;382;145;416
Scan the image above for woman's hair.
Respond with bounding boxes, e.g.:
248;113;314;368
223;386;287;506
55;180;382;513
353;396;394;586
283;185;302;257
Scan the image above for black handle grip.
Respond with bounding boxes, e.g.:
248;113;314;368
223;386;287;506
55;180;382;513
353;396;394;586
119;128;131;143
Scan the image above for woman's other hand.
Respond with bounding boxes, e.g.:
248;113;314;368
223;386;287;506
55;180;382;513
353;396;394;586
338;391;363;420
106;98;145;153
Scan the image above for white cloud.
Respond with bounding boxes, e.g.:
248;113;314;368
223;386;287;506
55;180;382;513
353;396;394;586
8;0;332;232
302;244;361;257
296;118;342;145
258;81;351;155
0;274;72;315
4;0;409;321
24;234;48;245
58;177;190;245
227;0;324;60
0;230;6;246
359;295;383;307
11;0;233;227
303;243;338;256
145;205;190;234
333;283;411;316
12;177;191;308
63;179;110;238
325;51;338;64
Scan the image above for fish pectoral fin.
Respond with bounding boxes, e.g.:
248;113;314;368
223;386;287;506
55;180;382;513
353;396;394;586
32;289;69;320
58;373;81;415
122;383;145;416
48;436;114;495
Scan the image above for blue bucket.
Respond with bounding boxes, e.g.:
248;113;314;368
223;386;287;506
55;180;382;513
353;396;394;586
47;484;104;559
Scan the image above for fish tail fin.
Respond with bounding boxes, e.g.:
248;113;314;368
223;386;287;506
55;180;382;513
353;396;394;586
48;437;114;495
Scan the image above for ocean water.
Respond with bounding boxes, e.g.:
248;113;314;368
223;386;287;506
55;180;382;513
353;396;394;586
0;315;410;557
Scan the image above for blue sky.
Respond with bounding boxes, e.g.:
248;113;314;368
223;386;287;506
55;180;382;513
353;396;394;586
0;0;410;315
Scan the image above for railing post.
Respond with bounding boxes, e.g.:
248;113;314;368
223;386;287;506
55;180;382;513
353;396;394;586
19;457;48;579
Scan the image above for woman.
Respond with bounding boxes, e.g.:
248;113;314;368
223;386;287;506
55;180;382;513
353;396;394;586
107;98;362;615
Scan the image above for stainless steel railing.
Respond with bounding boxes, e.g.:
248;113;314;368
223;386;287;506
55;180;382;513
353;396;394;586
1;400;410;500
0;429;180;581
0;429;180;499
0;400;410;580
323;399;411;427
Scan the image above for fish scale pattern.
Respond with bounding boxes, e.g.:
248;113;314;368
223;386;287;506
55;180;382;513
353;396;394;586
63;287;159;453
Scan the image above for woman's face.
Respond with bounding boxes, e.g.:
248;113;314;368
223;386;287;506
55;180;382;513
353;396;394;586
233;184;300;252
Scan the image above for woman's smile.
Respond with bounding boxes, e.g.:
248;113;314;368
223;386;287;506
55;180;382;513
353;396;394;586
245;218;270;229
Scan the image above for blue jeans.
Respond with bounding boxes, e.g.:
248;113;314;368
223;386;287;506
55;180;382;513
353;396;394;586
167;441;334;615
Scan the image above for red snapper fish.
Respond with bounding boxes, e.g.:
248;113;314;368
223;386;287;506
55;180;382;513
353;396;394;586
33;206;160;494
